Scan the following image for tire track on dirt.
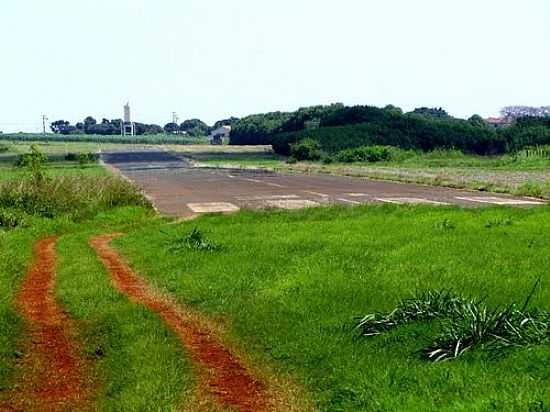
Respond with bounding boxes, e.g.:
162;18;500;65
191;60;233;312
90;234;271;412
0;237;94;412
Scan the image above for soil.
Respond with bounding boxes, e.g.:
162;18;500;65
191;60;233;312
90;234;270;412
0;237;93;412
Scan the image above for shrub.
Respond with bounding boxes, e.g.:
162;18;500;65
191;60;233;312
65;152;100;163
290;139;322;161
0;208;28;229
15;145;48;183
0;176;151;220
65;152;79;161
322;156;334;164
15;145;48;168
334;145;398;163
0;144;9;153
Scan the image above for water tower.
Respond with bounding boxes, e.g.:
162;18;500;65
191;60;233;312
121;102;135;136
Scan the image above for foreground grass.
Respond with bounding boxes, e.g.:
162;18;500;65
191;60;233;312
115;205;550;411
56;209;194;410
0;207;196;411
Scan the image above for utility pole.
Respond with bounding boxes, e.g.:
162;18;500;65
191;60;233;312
42;114;48;136
172;112;179;134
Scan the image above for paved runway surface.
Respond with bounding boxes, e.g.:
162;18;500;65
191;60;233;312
101;148;546;217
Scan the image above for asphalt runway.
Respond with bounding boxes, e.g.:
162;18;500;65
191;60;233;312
101;148;546;217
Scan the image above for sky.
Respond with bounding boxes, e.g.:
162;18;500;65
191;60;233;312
1;0;549;132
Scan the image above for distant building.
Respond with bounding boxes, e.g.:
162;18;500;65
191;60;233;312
209;125;231;145
485;117;514;128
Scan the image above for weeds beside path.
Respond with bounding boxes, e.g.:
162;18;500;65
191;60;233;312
1;237;95;412
91;234;279;412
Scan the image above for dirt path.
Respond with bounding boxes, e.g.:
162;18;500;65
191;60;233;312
1;237;93;412
90;234;272;412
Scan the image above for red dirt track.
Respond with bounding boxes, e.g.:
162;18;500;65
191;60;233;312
90;234;269;412
2;237;92;412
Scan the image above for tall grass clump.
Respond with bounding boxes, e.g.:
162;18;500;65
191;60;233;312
356;285;550;361
0;145;151;220
0;176;151;220
167;227;223;252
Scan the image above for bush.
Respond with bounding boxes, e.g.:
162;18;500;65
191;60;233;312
0;208;28;229
0;176;151;220
0;144;9;153
65;152;100;163
15;145;48;169
290;139;322;161
334;145;396;163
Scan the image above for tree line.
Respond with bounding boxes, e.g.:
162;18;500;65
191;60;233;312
229;104;550;156
50;116;239;136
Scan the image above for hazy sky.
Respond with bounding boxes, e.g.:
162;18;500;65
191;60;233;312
1;0;549;132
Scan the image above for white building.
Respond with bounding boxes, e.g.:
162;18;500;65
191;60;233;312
209;125;231;145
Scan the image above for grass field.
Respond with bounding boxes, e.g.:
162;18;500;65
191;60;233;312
0;140;125;181
112;205;550;411
2;153;550;410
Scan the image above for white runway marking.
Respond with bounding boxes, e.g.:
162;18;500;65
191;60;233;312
187;202;240;213
304;191;330;198
346;193;368;197
236;194;299;201
456;196;544;205
337;198;362;205
242;178;285;188
227;174;236;178
264;199;320;210
377;197;449;205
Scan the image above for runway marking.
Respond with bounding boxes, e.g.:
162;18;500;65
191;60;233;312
242;178;285;188
377;197;449;205
346;193;368;197
455;196;545;205
264;199;319;210
227;174;236;178
337;198;362;205
187;202;240;213
304;191;330;198
235;194;299;201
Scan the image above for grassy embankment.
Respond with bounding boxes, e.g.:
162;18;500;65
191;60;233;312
113;205;550;411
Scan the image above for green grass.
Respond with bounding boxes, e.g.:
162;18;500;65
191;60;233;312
0;164;109;181
197;153;285;167
114;205;550;411
378;150;550;171
0;207;196;411
0;223;37;391
56;209;194;411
